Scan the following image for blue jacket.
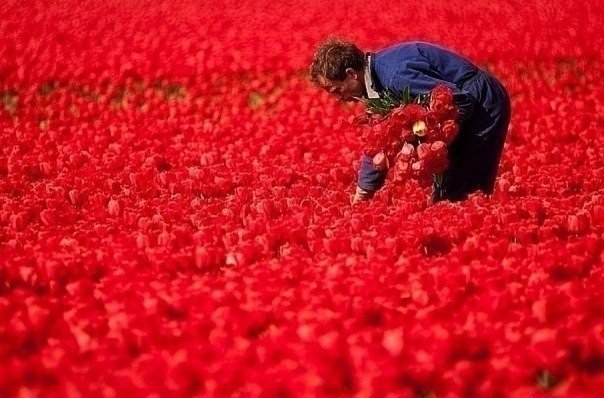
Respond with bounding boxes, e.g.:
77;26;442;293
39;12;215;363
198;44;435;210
357;41;504;193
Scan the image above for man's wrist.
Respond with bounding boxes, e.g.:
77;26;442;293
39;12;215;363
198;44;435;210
355;186;372;198
352;186;376;204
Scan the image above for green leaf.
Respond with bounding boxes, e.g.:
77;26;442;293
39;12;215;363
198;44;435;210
402;85;410;103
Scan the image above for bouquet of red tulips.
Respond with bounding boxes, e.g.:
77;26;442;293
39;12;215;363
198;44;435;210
356;85;460;188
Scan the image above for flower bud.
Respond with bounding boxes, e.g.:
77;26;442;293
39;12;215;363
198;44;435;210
372;151;389;170
412;120;427;137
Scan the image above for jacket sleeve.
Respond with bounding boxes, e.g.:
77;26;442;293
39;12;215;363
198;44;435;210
387;59;476;121
357;154;387;193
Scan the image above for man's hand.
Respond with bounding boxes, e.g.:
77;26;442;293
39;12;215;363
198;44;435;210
351;186;372;205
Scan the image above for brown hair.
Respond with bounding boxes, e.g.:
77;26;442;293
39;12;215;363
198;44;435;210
309;38;365;84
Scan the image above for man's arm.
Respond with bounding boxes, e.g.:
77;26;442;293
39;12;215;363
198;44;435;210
353;154;387;203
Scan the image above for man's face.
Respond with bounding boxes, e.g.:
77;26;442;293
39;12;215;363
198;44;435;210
317;69;364;102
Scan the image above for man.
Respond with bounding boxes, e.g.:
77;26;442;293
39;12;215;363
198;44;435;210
309;39;511;204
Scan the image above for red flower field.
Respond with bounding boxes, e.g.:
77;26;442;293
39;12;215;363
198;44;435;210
0;0;602;396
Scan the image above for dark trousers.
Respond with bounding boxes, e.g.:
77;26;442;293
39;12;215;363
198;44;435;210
432;72;511;203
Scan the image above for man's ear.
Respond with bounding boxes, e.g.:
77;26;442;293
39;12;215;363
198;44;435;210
345;68;360;81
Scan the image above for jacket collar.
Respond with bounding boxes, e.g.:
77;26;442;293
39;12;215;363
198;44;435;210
364;53;381;99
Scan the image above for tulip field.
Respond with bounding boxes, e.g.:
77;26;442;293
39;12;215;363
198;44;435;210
0;0;602;396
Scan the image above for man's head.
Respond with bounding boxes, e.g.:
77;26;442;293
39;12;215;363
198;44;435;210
310;38;366;102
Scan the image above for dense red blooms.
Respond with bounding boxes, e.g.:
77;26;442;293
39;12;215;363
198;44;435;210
429;85;458;121
0;0;603;396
